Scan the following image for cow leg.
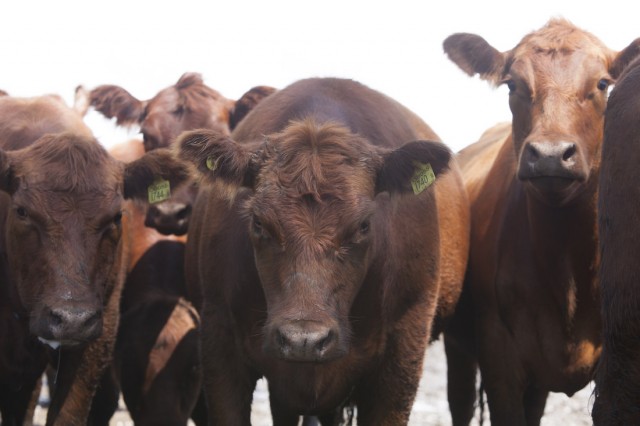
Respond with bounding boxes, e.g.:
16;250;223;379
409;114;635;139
523;385;547;426
477;317;527;426
0;377;41;426
268;393;302;426
87;365;120;426
353;303;433;425
444;332;477;426
200;306;257;425
189;389;208;426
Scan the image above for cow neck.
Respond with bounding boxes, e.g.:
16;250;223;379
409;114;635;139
523;176;599;308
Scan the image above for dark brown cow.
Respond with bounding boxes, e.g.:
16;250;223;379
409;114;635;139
0;94;95;425
177;77;470;424
442;19;640;425
84;73;276;236
593;57;640;425
0;120;189;424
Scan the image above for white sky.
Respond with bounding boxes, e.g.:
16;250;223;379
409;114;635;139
2;1;639;152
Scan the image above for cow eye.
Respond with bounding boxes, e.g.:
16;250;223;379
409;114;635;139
359;220;370;235
15;206;28;219
597;79;610;91
505;80;517;93
113;211;123;226
252;215;269;239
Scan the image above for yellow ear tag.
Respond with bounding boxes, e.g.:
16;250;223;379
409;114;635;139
411;162;436;195
206;156;220;171
148;179;171;204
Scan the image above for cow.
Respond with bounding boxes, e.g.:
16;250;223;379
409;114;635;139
83;73;276;237
0;112;189;424
176;77;470;424
0;93;96;426
592;56;640;425
441;18;640;426
99;139;204;425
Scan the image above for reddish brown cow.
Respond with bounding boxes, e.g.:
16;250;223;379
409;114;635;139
0;120;189;424
102;139;203;425
593;57;640;425
442;19;640;425
177;77;469;425
85;73;276;236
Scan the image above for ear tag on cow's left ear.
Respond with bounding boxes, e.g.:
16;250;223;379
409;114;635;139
411;162;436;195
206;156;220;172
148;179;171;204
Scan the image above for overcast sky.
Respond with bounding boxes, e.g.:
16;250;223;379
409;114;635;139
2;1;638;152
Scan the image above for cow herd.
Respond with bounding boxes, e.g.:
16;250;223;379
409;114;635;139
0;17;639;426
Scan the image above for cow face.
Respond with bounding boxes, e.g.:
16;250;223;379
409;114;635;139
144;181;198;236
444;19;640;205
0;135;190;347
177;121;451;362
88;72;235;151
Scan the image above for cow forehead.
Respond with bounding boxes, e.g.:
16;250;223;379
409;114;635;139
508;23;611;83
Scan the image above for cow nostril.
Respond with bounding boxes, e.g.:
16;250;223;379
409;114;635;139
563;144;577;162
315;330;334;354
526;144;540;161
175;205;191;221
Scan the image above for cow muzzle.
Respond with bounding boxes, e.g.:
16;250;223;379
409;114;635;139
32;305;103;346
265;320;345;363
518;140;588;183
145;200;191;236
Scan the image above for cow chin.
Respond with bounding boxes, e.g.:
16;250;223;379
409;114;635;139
263;319;348;363
521;177;588;206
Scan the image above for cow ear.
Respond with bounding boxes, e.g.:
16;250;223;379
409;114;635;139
0;149;18;195
89;85;145;127
443;33;506;85
375;140;451;195
229;86;277;131
610;38;640;79
177;129;258;188
123;148;191;201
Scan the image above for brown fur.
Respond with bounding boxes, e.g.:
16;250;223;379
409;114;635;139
593;57;640;425
87;74;275;237
443;19;640;426
177;77;469;425
0;114;190;426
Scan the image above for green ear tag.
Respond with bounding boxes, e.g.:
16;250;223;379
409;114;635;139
206;156;219;171
148;179;171;204
410;162;436;195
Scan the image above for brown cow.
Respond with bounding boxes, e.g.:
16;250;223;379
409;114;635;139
442;19;640;425
593;56;640;425
176;77;469;424
84;73;276;236
0;126;189;424
0;94;95;425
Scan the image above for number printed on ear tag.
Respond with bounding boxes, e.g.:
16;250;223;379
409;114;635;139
411;162;436;195
148;179;171;204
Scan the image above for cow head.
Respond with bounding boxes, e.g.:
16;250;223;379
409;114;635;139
177;120;451;362
88;72;235;151
444;19;640;205
0;134;189;347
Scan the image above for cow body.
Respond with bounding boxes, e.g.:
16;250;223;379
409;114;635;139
593;57;640;425
178;77;469;424
0;98;189;425
442;19;640;425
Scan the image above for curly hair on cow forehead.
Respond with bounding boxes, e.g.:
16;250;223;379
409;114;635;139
12;132;120;194
258;118;379;200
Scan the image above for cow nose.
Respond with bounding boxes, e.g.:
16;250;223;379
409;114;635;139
145;201;191;236
44;306;102;343
273;321;339;362
519;141;581;179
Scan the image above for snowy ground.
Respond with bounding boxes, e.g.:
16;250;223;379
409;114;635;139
33;338;594;425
